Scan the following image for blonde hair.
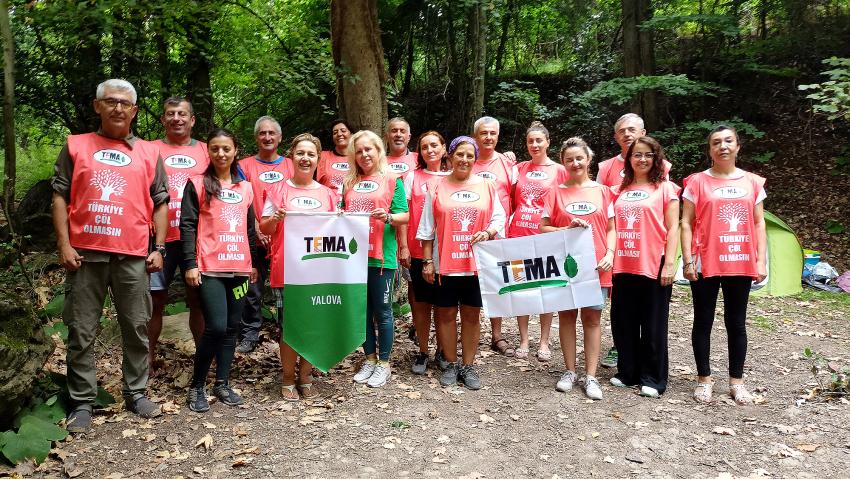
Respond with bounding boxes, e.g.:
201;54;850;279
344;130;387;190
288;133;322;158
559;137;594;162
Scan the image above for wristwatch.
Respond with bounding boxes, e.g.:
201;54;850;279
154;244;167;258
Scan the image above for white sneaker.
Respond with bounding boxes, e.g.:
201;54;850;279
584;375;603;400
556;371;578;392
367;364;391;388
353;362;376;383
640;386;660;398
609;377;628;388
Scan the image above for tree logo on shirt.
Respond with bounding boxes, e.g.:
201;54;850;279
526;170;548;180
301;236;357;260
565;201;598;216
353;180;379;193
495;254;577;294
452;207;479;232
620;190;649;202
93;149;132;167
290;196;322;210
713;186;747;199
218;189;243;204
90;170;127;201
476;171;496;181
718;203;748;232
331;162;350;172
347;197;375;212
389;162;410;173
618;204;642;229
259;171;286;184
521;183;546;206
164;154;197;169
220;205;242;232
168;172;190;199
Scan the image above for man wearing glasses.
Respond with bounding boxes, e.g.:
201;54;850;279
52;79;168;433
148;97;209;370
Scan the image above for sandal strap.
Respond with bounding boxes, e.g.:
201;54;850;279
694;382;713;402
729;384;752;404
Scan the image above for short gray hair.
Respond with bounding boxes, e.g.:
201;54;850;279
613;113;644;132
254;115;282;136
386;117;410;129
473;116;500;135
96;79;137;104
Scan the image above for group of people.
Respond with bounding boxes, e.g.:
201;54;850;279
53;78;766;434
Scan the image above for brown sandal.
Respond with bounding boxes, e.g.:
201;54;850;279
297;382;320;400
491;338;515;357
281;384;299;402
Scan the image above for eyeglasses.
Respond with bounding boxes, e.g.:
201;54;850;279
98;98;135;110
631;152;656;160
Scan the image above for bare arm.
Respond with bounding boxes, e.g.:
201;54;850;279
681;199;697;281
660;199;680;286
52;192;82;270
753;202;767;282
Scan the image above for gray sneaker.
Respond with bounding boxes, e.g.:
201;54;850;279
411;352;429;375
367;364;391;388
66;405;93;434
353;362;376;383
125;395;162;418
235;339;258;354
556;370;578;392
435;350;451;371
439;362;458;386
458;365;482;390
212;383;244;406
584;375;603;400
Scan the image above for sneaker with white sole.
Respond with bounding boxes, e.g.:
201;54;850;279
556;371;578;392
353;361;377;383
411;352;429;375
584;375;603;400
610;376;628;388
601;347;618;368
639;385;660;398
367;363;391;388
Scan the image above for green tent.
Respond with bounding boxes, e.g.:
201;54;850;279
751;210;803;296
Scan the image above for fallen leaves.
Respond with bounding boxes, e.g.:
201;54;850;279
712;426;736;436
479;414;495;423
795;443;820;452
195;434;213;451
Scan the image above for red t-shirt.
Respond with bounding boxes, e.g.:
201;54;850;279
190;176;254;274
507;161;568;238
154;139;209;242
407;169;450;260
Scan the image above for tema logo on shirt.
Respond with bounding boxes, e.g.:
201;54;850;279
496;255;578;295
353;180;379;193
713;186;747;199
565;201;598;216
331;162;350;172
301;236;358;260
290;196;322;210
526;170;548;180
389;162;410;173
163;154;197;169
450;190;480;203
94;149;131;167
476;171;496;181
218;189;243;204
259;171;286;184
620;190;650;202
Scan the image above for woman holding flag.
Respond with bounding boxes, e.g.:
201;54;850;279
540;137;615;400
260;133;338;401
342;130;409;388
181;128;260;413
417;136;506;390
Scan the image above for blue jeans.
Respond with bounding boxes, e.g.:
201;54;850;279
364;267;395;361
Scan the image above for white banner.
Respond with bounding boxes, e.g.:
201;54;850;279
473;228;603;317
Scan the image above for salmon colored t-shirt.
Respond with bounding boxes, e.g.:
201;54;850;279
407;169;450;260
507;161;568;238
239;155;293;224
543;183;615;287
597;155;673;188
613;181;681;279
264;180;338;288
154;139;209;242
343;174;398;262
430;179;497;275
317;150;350;195
473;152;515;215
682;170;766;279
387;151;418;184
190;176;254;274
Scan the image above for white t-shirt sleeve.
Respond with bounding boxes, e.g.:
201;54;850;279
415;191;436;241
755;187;766;205
509;165;519;185
487;193;507;238
607;203;615;219
403;173;414;200
262;196;277;218
682;184;696;203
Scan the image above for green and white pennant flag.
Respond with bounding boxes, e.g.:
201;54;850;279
282;212;369;372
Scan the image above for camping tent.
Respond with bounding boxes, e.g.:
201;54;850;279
674;210;803;296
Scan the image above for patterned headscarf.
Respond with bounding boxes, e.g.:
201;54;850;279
448;136;479;159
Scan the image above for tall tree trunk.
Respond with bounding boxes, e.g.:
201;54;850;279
186;4;215;135
467;1;487;130
621;0;658;131
1;0;16;215
494;0;513;73
401;26;414;97
331;0;388;134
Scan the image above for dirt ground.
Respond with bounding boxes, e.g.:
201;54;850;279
6;287;850;479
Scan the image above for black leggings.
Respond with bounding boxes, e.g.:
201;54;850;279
690;275;751;379
192;275;249;388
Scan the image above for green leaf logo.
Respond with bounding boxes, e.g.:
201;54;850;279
349;238;358;255
564;255;578;278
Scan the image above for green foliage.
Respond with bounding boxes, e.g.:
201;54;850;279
488;80;551;126
392;301;411;317
640;14;740;37
802;347;850;399
164;301;189;316
799;57;850;122
652;118;767;174
573;75;725;109
1;395;69;465
825;220;845;235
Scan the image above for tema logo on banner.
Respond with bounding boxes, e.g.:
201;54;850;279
474;228;603;318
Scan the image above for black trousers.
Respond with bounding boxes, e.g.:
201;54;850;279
690;275;751;379
240;244;268;341
610;270;671;393
192;275;249;388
